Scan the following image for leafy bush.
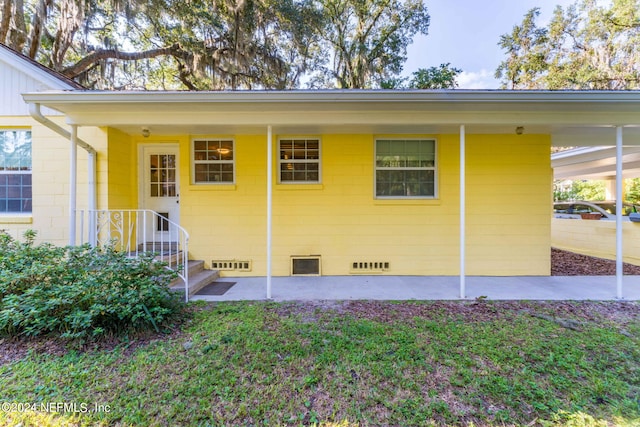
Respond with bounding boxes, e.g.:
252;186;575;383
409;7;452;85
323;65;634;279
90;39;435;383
0;231;183;339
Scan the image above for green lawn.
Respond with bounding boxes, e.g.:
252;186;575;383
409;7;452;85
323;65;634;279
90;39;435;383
0;300;638;426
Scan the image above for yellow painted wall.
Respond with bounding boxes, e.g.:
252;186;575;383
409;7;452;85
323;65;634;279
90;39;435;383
106;128;136;209
466;135;552;275
178;133;551;276
180;134;266;271
551;218;640;266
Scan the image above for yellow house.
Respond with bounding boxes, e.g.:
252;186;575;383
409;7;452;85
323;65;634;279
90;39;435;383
4;44;640;298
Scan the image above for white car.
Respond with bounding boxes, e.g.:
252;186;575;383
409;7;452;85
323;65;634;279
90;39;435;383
553;201;638;221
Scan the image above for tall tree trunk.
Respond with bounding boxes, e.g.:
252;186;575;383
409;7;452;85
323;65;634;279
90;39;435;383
0;0;13;45
52;0;83;69
27;0;50;59
10;0;27;51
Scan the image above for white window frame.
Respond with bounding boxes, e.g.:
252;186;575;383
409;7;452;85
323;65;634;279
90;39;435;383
0;129;32;214
277;137;322;184
374;138;437;199
191;138;235;184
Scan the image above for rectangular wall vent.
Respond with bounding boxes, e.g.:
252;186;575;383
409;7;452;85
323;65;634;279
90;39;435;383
291;256;321;276
350;261;390;274
211;260;252;272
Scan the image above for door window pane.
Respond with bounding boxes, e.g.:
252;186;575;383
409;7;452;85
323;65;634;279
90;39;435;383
149;154;177;197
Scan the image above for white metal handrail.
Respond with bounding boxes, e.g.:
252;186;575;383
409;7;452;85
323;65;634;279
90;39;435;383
77;209;190;301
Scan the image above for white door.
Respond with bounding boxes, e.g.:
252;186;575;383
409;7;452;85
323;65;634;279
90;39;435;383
140;144;180;242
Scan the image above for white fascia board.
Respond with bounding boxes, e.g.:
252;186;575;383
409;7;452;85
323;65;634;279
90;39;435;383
22;89;640;105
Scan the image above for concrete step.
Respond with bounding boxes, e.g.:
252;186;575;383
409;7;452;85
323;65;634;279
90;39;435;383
188;269;221;296
186;259;205;277
170;265;220;297
168;260;202;288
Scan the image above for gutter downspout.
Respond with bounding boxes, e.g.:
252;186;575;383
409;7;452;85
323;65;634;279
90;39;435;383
28;103;98;246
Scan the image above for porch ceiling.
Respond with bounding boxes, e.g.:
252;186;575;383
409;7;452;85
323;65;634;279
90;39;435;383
22;89;640;147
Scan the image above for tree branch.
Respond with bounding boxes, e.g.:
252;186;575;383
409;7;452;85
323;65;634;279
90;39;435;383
177;61;198;90
62;43;183;78
360;1;389;44
606;17;640;29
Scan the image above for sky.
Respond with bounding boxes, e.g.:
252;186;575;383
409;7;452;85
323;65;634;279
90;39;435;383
403;0;576;88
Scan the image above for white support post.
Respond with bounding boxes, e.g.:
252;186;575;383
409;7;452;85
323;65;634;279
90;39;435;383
69;125;78;246
615;126;624;299
266;125;273;299
88;151;97;246
460;125;466;299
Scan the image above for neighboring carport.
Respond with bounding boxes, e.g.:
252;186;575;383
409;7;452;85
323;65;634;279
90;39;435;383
552;127;640;298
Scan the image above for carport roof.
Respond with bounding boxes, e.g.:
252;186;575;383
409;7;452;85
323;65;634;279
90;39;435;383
553;145;640;180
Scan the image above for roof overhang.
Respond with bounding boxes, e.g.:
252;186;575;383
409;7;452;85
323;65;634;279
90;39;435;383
22;89;640;145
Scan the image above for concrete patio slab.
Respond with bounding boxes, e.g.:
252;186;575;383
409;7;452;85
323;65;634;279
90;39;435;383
190;275;640;302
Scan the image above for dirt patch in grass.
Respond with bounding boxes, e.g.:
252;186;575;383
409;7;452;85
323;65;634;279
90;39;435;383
552;247;640;275
0;303;204;366
0;326;184;366
273;300;639;329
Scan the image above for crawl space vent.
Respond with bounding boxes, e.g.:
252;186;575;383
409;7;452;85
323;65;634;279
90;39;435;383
211;260;252;272
350;261;390;274
291;256;321;276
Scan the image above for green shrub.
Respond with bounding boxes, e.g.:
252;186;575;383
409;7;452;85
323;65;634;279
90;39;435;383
0;231;183;339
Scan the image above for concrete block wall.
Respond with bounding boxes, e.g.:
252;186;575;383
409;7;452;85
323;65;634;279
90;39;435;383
552;218;640;265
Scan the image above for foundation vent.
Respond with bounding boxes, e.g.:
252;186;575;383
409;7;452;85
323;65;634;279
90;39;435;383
211;260;252;272
291;256;321;276
350;261;390;274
